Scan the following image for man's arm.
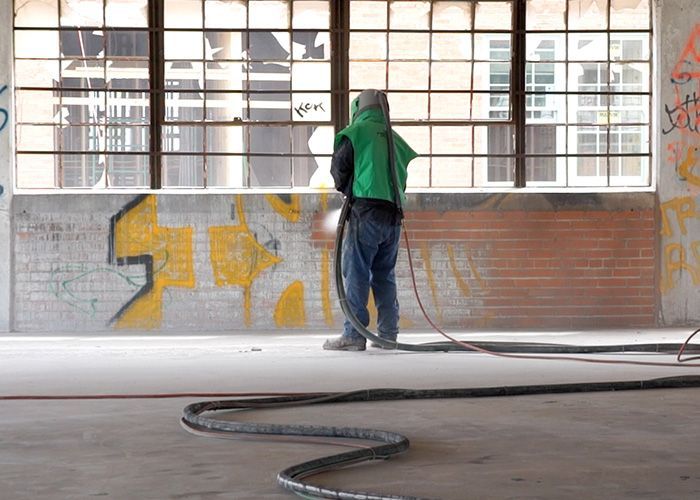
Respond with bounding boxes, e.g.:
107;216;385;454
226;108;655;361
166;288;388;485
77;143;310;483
330;136;354;197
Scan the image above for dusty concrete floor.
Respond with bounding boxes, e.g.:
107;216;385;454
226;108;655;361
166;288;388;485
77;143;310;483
1;329;699;500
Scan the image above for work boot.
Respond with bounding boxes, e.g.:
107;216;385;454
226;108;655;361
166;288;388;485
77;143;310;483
370;337;398;349
323;336;366;351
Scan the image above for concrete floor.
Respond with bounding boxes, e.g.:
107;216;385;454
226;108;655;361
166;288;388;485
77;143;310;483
1;329;699;500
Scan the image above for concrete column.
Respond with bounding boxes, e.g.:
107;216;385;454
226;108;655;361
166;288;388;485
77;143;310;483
0;0;13;332
658;0;700;324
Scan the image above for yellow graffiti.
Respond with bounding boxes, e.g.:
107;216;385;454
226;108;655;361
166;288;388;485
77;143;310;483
275;281;306;327
660;196;699;237
366;291;414;330
419;243;444;323
660;241;700;293
447;244;471;297
209;195;282;326
467;253;487;290
321;248;334;326
113;195;194;329
678;147;700;187
265;194;301;222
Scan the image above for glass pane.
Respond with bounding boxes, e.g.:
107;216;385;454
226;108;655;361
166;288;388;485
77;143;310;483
292;32;330;60
60;124;105;152
206;62;245;91
388;62;429;90
60;59;105;88
393;126;429;155
107;91;150;125
389;33;429;60
165;62;204;90
107;154;149;187
390;1;430;30
106;126;149;151
164;91;203;121
14;60;59;88
406;156;429;188
205;0;247;29
247;126;290;152
163;125;204;152
568;93;609;124
164;0;203;28
526;124;565;154
60;30;105;59
294;125;333;154
246;92;291;121
349;61;387;90
61;154;106;187
611;0;649;30
474;93;509;120
569;34;608;61
432;33;472;61
17;124;58;152
249;156;292;187
164;32;204;60
16;154;57;188
249;0;289;29
15;90;60;124
350;33;387;60
106;0;148;27
293;1;330;29
610;62;649;92
430;93;470;120
106;31;148;58
526;35;565;62
62;91;107;125
388;92;428;120
205;32;246;60
107;60;149;90
611;94;649;124
248;32;291;60
14;0;58;27
433;1;472;31
526;0;566;30
432;157;471;187
474;1;512;30
60;0;104;26
432;126;472;154
292;93;331;121
206;125;244;152
207;155;246;187
611;35;650;61
350;1;388;29
569;0;608;30
292;62;330;90
205;92;245;121
609;157;649;186
431;62;472;91
15;30;60;58
163;155;205;187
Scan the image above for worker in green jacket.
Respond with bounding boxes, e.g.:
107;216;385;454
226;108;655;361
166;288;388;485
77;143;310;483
323;89;417;351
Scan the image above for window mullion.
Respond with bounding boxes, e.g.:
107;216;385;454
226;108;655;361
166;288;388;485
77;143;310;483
513;0;527;187
148;0;164;189
331;0;350;133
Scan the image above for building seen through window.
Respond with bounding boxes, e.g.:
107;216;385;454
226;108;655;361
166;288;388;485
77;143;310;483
13;0;652;190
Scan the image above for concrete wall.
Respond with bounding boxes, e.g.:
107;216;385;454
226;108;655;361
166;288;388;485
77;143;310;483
0;0;13;332
658;0;700;324
2;0;698;333
11;193;655;332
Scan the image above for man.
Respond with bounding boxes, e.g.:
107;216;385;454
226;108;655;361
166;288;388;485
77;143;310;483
323;89;417;351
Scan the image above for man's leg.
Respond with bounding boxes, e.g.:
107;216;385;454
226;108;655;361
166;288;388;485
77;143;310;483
324;215;378;350
370;223;401;346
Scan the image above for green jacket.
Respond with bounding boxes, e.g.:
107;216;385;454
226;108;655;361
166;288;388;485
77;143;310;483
334;107;417;204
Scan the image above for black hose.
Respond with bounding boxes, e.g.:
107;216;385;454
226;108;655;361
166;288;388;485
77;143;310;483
181;375;700;500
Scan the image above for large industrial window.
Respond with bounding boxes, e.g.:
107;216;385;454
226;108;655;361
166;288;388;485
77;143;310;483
13;0;652;190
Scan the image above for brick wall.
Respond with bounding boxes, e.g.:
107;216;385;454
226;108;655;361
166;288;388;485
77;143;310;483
11;192;657;332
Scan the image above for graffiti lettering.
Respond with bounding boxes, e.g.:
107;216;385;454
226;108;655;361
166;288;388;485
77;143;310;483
0;85;8;133
294;101;326;118
660;196;700;238
661;241;700;293
671;25;700;84
662;91;700;135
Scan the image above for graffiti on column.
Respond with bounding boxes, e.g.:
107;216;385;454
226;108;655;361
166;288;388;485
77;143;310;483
0;85;7;196
661;25;700;293
108;195;195;328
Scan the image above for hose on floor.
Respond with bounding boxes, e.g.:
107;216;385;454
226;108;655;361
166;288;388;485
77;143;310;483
181;375;700;500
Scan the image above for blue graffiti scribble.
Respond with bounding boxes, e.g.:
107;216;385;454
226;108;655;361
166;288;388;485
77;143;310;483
0;85;8;133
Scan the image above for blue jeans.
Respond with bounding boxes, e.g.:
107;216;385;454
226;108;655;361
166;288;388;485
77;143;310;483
342;211;401;342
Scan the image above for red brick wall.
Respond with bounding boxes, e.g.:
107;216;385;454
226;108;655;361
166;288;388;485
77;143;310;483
313;194;658;330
